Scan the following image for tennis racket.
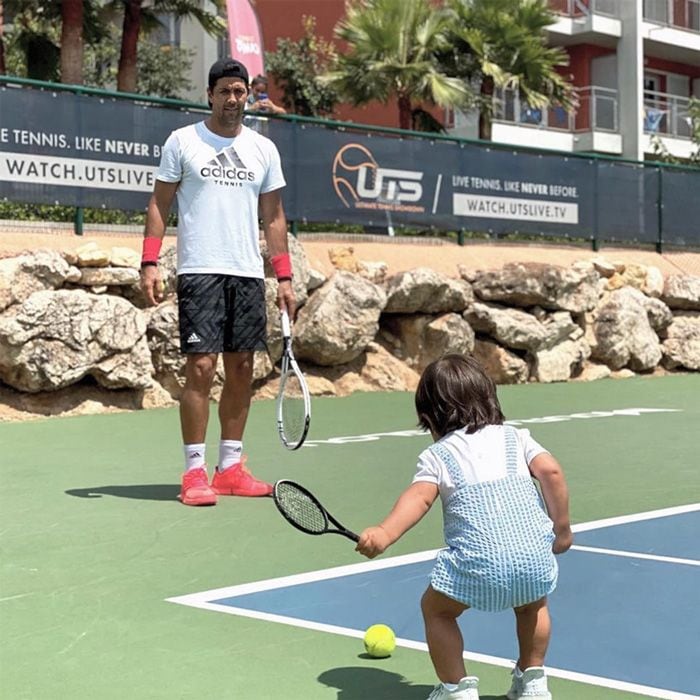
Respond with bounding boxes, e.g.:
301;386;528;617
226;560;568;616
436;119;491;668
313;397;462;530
276;309;311;450
272;479;359;542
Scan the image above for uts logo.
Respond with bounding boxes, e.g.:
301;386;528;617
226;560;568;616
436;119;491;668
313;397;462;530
201;146;254;186
332;144;425;212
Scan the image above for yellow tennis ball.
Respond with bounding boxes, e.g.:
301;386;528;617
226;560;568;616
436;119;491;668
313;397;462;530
363;623;396;658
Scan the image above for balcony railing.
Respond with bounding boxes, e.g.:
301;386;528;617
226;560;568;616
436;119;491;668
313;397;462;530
549;0;618;17
643;0;700;32
643;90;695;138
493;86;619;133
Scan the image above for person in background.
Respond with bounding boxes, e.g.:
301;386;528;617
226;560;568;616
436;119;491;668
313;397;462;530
356;354;572;700
245;74;287;115
140;57;295;507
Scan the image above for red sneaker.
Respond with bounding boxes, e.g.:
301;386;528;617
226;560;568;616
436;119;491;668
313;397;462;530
211;456;273;497
180;467;218;506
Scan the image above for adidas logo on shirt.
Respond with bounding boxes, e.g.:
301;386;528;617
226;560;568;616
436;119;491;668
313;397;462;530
187;332;201;344
200;145;254;183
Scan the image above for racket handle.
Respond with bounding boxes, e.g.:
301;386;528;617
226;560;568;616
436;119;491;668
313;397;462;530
280;309;291;338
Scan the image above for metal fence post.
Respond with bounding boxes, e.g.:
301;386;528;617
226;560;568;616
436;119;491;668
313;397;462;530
656;166;664;254
74;207;83;236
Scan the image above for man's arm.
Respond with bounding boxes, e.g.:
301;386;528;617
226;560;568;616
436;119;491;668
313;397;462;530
529;452;573;554
140;180;178;306
259;188;295;317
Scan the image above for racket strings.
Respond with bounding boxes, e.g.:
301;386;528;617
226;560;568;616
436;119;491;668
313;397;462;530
281;372;307;444
275;483;327;534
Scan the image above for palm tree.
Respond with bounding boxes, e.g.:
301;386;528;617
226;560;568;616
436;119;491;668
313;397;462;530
108;0;225;94
60;0;83;84
447;0;575;140
323;0;472;130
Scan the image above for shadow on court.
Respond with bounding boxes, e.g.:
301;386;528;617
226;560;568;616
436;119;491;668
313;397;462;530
317;667;505;699
65;484;179;501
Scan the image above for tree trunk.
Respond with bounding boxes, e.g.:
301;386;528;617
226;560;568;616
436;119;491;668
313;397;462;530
117;0;142;93
479;76;494;141
60;0;84;84
398;93;412;131
0;0;5;75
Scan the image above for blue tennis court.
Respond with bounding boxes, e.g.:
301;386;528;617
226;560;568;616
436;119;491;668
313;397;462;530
169;505;700;700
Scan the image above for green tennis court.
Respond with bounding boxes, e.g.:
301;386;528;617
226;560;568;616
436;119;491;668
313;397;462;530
1;374;699;699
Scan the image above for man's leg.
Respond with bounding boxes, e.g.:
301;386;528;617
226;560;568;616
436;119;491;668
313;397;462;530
179;352;218;506
218;351;254;440
180;353;218;443
210;351;272;496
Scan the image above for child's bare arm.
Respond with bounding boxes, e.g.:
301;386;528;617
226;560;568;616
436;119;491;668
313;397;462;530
528;452;573;554
356;482;439;559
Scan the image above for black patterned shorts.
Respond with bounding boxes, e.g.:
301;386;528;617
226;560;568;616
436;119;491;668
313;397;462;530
177;274;267;353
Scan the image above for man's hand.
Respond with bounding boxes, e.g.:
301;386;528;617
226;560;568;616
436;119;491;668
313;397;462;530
277;279;296;319
140;266;164;306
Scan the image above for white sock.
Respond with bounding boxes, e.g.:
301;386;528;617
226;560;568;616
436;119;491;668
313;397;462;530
218;440;243;471
442;682;458;691
184;443;206;472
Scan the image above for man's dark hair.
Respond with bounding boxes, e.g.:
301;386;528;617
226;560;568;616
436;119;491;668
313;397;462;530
415;354;505;437
208;58;250;90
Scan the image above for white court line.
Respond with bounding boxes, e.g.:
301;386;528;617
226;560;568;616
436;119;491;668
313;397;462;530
167;504;700;700
302;407;682;447
572;544;700;567
571;503;700;533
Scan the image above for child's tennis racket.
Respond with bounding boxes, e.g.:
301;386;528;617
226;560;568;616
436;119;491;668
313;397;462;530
272;479;359;542
276;309;311;450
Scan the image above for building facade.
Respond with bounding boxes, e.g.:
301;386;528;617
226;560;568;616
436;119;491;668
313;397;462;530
186;0;700;162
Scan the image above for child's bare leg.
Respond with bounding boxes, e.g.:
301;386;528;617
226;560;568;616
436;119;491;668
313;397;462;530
421;586;469;683
513;597;550;669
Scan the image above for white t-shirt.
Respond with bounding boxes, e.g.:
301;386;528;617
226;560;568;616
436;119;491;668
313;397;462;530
156;121;286;278
413;425;548;501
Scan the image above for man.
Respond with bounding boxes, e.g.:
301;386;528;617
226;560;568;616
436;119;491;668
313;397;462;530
140;58;296;507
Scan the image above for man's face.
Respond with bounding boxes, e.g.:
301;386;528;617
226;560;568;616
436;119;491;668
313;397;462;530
208;77;248;125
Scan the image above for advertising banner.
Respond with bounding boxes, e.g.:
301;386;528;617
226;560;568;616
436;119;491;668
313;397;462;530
1;84;698;246
268;119;597;239
225;0;265;79
0;86;201;210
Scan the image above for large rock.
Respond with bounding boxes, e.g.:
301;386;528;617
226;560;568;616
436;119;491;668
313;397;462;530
592;287;662;371
0;290;152;392
385;267;473;313
380;313;475;371
465;302;579;351
471;261;600;313
0;249;80;312
79;267;140;287
662;312;700;370
309;342;420;396
531;335;590;383
294;271;387;365
472;339;529;384
662;274;700;310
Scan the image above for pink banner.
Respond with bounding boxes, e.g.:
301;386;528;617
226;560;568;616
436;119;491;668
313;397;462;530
225;0;265;80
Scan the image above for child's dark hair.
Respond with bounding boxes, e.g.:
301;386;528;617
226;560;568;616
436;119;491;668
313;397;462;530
415;354;505;437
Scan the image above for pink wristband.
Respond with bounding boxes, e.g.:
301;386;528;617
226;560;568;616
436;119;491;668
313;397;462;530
142;237;162;265
271;253;292;280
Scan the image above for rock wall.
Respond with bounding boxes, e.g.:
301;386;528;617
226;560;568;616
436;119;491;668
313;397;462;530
0;240;698;418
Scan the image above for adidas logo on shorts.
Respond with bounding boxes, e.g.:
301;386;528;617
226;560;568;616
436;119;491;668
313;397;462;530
187;332;201;344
